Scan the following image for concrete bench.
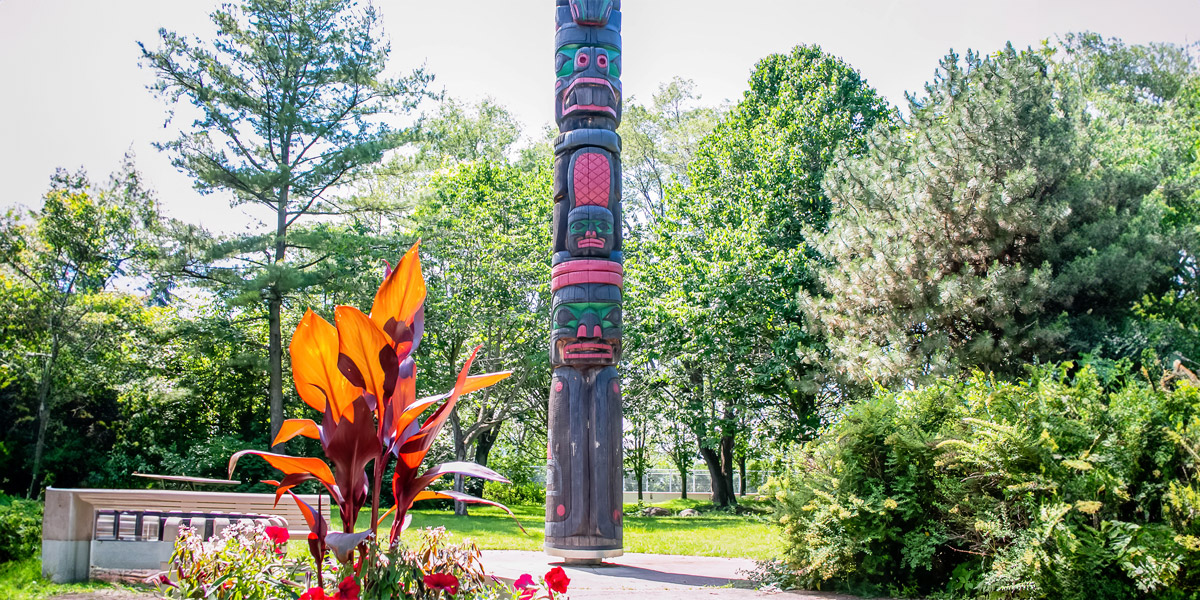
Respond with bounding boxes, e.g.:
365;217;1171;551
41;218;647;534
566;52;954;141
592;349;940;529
41;487;330;583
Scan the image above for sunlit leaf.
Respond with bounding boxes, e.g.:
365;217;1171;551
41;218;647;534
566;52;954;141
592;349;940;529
335;305;396;409
370;241;426;346
291;309;357;419
229;450;336;489
272;419;322;447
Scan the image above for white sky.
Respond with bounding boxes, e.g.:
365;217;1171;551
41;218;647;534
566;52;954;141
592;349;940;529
1;0;1197;233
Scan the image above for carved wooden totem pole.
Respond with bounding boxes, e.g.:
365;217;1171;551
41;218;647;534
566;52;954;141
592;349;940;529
545;0;624;561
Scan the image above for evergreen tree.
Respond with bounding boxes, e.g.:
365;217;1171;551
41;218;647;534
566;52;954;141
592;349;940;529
812;41;1195;385
140;0;432;446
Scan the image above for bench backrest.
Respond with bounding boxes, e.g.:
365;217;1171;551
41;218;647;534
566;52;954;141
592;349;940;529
48;488;331;536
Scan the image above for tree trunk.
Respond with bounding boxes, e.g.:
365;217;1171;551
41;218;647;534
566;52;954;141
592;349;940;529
679;466;688;500
719;406;738;506
698;446;727;506
450;409;468;516
467;429;498;498
268;185;289;452
738;454;747;496
26;334;59;499
636;472;644;501
268;294;284;451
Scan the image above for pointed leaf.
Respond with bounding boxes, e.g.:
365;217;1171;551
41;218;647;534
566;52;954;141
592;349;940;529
462;372;512;395
272;419;322;447
336;305;396;409
322;395;381;529
370;241;426;346
432;490;527;534
412;461;511;493
291;309;357;418
396;346;483;471
229;450;335;488
325;531;373;563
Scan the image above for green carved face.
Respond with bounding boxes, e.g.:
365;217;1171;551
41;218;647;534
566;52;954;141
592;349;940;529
555;302;619;331
555;44;622;79
569;219;613;235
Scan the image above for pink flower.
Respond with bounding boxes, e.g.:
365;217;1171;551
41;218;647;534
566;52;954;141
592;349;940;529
545;566;570;594
423;573;460;595
513;573;535;590
265;526;290;545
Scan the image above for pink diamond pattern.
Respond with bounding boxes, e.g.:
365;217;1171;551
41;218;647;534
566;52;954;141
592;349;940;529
572;152;610;208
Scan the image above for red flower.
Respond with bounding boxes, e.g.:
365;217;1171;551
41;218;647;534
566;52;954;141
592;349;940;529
423;573;460;595
513;573;535;590
299;588;327;600
333;576;360;600
265;526;290;545
545;567;570;594
518;589;536;600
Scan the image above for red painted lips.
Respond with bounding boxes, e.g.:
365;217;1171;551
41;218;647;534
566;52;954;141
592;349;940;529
563;342;613;359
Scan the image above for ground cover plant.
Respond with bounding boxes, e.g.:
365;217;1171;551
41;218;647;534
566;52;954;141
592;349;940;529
766;363;1200;599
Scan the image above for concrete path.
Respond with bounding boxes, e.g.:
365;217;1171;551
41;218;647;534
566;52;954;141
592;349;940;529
481;551;859;599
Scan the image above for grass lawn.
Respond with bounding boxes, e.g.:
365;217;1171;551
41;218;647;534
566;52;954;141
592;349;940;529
324;498;783;561
0;558;150;600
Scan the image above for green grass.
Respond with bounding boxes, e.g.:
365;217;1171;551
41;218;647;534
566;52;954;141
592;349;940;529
319;499;783;561
0;558;150;600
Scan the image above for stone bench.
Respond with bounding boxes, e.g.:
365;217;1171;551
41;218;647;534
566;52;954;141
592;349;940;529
41;487;330;583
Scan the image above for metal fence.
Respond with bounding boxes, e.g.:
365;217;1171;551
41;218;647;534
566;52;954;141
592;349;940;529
519;466;772;495
621;469;772;495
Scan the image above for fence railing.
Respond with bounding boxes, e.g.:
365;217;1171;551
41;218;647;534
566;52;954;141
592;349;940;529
519;466;773;495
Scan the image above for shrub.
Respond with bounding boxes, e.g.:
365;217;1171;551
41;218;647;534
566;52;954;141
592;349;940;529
483;481;545;507
0;495;42;563
767;365;1200;599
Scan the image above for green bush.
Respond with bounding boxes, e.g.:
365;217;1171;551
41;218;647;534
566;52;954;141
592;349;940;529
483;481;545;507
767;365;1200;599
0;495;42;563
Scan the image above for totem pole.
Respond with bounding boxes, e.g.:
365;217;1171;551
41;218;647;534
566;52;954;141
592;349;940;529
545;0;624;561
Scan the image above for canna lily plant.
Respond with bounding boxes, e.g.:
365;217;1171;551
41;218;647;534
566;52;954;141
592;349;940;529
228;241;517;576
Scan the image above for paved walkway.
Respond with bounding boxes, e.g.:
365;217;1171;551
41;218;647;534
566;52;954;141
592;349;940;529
481;551;860;599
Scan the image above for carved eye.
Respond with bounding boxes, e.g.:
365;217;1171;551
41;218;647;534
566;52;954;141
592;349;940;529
576;52;589;69
597;54;608;69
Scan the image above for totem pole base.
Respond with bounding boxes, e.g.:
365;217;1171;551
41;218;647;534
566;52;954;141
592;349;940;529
544;546;623;563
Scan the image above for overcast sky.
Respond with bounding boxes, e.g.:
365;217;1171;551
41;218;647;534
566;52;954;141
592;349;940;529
1;0;1197;233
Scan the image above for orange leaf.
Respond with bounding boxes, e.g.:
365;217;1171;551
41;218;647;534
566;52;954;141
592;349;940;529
290;310;357;419
412;490;450;504
462;371;512;395
229;450;335;488
370;241;426;343
272;419;321;447
335;305;394;408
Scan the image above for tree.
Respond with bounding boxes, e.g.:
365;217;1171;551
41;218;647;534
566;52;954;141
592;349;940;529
413;158;552;515
812;42;1194;386
618;78;724;226
0;161;160;497
140;0;432;447
627;45;892;505
622;392;656;502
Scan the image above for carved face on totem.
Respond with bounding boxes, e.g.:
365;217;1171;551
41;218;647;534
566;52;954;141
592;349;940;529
566;206;614;258
551;283;622;366
554;11;622;130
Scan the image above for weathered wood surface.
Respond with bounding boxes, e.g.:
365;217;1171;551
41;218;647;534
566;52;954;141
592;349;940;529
546;0;625;558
